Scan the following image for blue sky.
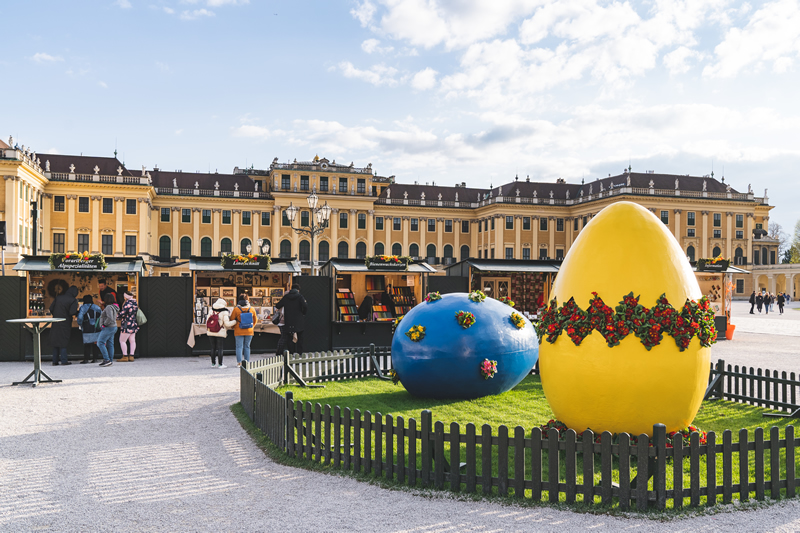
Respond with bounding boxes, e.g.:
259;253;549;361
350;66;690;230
5;0;800;237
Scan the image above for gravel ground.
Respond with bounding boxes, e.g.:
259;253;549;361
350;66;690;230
2;308;800;532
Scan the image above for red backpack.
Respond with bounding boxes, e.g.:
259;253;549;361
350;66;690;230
207;311;222;333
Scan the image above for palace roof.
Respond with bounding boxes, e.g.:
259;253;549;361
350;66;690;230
149;169;256;192
42;153;135;177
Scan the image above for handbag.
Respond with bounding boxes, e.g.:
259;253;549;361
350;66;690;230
271;309;282;326
136;308;147;326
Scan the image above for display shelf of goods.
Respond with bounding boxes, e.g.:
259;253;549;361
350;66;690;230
538;202;712;437
390;286;417;316
365;275;385;291
372;305;393;321
48;252;108;270
336;290;359;321
391;293;539;399
220;253;271;270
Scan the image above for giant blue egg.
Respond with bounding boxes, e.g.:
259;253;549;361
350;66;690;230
391;293;539;399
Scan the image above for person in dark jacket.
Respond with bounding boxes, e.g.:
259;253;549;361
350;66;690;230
98;279;115;305
764;292;771;315
98;293;120;367
76;294;102;364
756;292;763;313
49;285;79;365
778;293;786;314
748;291;756;314
275;280;308;354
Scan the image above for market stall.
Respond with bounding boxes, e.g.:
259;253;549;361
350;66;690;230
693;259;748;340
186;256;301;352
444;259;560;319
319;257;436;348
13;254;144;356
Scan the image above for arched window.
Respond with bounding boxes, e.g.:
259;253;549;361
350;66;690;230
159;235;171;259
280;240;292;258
374;242;384;256
409;243;419;258
356;241;367;259
460;245;470;261
221;238;232;254
180;236;192;259
762;247;768;265
426;244;437;260
200;237;212;257
444;244;453;258
712;245;721;258
240;238;252;255
318;240;330;262
338;241;349;258
392;243;402;256
299;240;310;261
687;245;695;262
734;247;744;265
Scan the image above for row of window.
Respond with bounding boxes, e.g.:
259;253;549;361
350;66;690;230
52;233;137;255
53;196;138;215
685;228;746;239
279;175;369;194
660;211;747;228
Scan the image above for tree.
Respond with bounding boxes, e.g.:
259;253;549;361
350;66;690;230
769;222;788;258
786;221;800;264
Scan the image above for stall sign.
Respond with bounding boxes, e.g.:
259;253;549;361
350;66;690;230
697;258;730;272
220;254;271;270
365;255;410;270
49;252;108;270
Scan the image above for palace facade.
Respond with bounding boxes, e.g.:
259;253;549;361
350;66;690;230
1;136;791;297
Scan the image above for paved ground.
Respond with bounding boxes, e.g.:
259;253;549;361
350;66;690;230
2;303;800;532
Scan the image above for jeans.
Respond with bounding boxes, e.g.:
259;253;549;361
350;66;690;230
98;326;117;362
235;335;252;364
52;346;68;365
83;343;99;362
208;336;224;365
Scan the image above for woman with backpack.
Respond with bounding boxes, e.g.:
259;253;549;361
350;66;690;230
76;294;102;364
118;291;139;362
206;298;236;368
98;293;119;367
231;294;258;368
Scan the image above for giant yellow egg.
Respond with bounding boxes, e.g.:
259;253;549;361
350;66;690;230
539;201;710;436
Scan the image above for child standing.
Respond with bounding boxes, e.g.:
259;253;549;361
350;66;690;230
206;298;236;368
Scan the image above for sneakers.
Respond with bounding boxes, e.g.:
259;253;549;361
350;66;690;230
211;363;218;368
218;364;227;369
99;360;112;367
237;363;241;368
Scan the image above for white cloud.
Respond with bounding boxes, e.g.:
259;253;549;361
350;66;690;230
232;125;274;139
98;81;108;89
180;8;215;20
175;129;184;135
361;39;394;55
156;61;170;72
663;46;704;75
114;0;132;8
704;0;800;78
410;67;438;90
32;52;63;63
351;1;376;27
206;0;249;6
334;62;399;87
163;6;175;14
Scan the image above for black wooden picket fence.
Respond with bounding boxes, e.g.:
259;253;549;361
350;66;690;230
241;350;800;510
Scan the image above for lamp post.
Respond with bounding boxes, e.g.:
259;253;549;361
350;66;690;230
285;191;331;275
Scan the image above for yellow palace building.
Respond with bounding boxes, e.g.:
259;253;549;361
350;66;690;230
1;136;789;297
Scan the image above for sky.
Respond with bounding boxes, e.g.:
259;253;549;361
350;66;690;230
4;0;800;238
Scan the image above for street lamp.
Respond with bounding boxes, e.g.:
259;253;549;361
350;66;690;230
286;193;332;275
256;238;270;255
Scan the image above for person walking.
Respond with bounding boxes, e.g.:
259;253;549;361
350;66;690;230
231;295;258;368
49;285;79;365
770;293;776;313
756;292;763;313
275;280;308;355
207;297;235;368
764;292;771;315
76;294;102;364
118;291;139;362
748;291;756;314
98;293;119;367
778;292;786;314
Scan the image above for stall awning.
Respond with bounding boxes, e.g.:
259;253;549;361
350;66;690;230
322;258;436;274
693;265;750;274
446;259;561;275
14;256;144;273
188;257;301;273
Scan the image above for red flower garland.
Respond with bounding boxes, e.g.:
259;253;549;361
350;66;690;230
535;292;717;351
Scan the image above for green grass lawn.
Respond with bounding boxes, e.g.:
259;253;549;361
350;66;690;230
277;376;800;508
280;375;796;436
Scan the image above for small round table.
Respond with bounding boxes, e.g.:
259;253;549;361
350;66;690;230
6;318;66;387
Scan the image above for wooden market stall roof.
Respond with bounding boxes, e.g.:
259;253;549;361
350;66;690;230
188;257;302;273
691;264;750;274
319;258;437;275
444;258;561;277
14;256;145;273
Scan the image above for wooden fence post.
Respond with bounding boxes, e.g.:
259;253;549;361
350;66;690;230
421;410;432;487
285;390;294;458
653;424;666;510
